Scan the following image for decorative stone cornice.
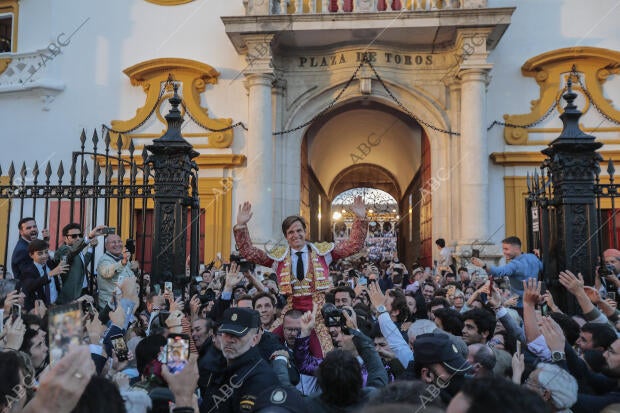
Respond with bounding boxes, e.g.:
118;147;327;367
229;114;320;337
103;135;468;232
503;47;620;145
111;58;236;149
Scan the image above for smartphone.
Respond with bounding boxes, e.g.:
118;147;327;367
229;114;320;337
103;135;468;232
11;303;21;323
516;340;522;355
154;284;161;295
472;249;480;258
0;309;4;334
164;282;173;295
48;302;83;366
81;301;96;322
110;334;129;362
488;276;494;293
165;334;190;374
609;291;617;301
540;303;549;317
102;227;116;235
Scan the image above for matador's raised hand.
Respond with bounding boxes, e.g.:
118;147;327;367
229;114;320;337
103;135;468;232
237;201;253;226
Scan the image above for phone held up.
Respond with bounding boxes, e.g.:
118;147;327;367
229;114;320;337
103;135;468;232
165;333;190;374
11;303;21;323
48;302;82;366
110;334;129;362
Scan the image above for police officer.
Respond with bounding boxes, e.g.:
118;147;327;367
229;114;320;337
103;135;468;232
201;308;280;412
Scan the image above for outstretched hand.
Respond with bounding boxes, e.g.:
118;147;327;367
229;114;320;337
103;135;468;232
558;270;584;296
367;282;385;310
237;202;253;226
540;316;565;352
23;346;95;413
224;262;244;290
522;278;541;307
350;195;366;219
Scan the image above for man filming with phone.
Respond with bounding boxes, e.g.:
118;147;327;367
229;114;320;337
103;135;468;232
55;223;106;304
96;233;135;311
471;236;542;311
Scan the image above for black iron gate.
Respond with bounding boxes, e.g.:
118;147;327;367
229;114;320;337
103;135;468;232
526;77;617;313
0;85;201;298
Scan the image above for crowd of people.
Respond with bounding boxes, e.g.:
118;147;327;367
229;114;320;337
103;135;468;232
1;206;620;412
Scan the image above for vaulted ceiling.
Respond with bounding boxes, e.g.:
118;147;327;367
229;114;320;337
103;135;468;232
306;100;422;201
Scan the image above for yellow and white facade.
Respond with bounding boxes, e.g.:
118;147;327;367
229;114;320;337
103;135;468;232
0;0;619;268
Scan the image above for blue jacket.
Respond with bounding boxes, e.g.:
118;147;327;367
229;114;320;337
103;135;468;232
11;238;30;281
489;253;542;307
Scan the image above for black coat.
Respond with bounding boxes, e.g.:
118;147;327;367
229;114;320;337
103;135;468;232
11;238;30;281
20;262;52;311
200;346;280;413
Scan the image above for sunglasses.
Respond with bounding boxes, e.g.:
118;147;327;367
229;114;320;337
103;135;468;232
67;233;83;239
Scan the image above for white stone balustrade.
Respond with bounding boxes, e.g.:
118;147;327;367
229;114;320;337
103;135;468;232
0;50;51;87
243;0;487;15
0;49;65;109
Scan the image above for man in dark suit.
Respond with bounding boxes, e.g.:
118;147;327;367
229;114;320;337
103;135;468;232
11;217;49;281
55;223;105;304
20;239;69;311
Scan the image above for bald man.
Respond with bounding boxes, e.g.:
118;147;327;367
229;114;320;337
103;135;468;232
96;234;134;310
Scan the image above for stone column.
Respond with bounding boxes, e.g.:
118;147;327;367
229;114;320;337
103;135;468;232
242;34;275;244
454;28;493;248
448;81;461;242
459;68;490;243
272;76;287;236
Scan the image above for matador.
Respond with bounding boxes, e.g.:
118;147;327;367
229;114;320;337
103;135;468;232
233;196;368;352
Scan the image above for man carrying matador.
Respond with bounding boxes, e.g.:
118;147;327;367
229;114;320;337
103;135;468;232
233;196;368;352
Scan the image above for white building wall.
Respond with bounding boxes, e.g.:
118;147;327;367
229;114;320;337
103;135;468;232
0;0;619;262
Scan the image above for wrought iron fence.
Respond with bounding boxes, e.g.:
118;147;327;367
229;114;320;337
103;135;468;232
525;78;615;313
0;86;201;301
0;130;155;294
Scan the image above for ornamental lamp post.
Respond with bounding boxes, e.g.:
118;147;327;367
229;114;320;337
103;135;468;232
146;81;200;288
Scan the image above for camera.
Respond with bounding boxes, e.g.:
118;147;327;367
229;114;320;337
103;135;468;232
322;303;354;334
125;239;136;255
230;254;254;274
198;288;216;304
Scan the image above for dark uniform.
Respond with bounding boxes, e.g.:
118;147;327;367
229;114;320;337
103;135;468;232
200;307;281;413
200;346;279;412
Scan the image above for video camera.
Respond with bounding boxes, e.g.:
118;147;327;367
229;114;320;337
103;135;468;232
322;303;354;334
198;288;216;304
229;254;254;274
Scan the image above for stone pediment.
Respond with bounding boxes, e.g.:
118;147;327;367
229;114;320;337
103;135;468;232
222;7;514;54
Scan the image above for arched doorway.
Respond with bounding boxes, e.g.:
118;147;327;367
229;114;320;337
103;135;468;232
332;187;399;262
300;99;433;267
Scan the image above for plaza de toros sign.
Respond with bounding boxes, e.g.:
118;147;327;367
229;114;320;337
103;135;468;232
297;51;434;68
289;46;469;72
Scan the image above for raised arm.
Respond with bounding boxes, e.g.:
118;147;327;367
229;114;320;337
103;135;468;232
332;196;368;261
522;278;542;343
233;202;274;267
559;270;597;315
